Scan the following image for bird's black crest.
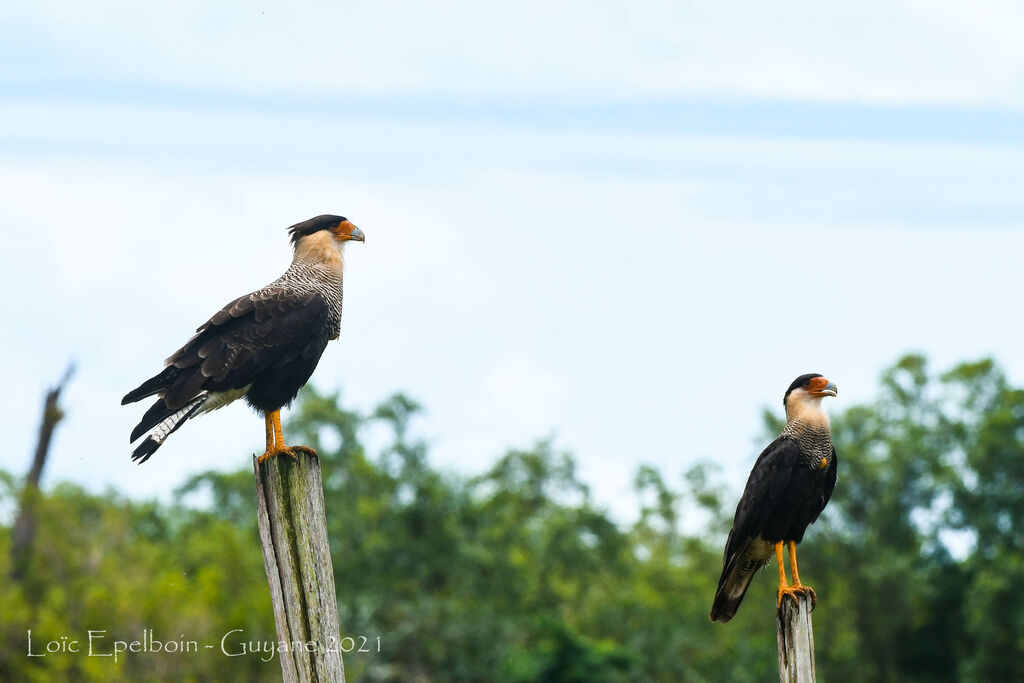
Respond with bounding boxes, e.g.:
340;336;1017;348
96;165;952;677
783;373;824;406
287;215;347;246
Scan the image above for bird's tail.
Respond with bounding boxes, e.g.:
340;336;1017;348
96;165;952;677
130;393;207;464
709;560;758;623
122;365;181;405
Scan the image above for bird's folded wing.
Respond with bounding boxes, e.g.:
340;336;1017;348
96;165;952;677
161;287;330;407
722;437;800;565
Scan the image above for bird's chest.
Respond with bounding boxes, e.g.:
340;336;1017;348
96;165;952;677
321;276;345;338
324;290;343;339
782;423;833;473
288;267;345;339
797;435;832;472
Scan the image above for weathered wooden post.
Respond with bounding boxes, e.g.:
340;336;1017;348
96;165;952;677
777;592;816;683
254;452;345;682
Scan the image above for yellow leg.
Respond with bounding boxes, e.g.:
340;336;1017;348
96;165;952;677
778;540;817;609
776;541;790;590
788;541;802;586
257;412;275;463
257;409;317;464
272;409;286;449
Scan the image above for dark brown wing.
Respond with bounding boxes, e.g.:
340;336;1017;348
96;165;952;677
124;286;330;446
710;437;800;622
726;438;800;559
162;286;330;407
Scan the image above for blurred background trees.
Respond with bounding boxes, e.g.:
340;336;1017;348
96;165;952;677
1;353;1022;681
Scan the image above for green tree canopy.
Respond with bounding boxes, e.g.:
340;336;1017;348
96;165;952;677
2;354;1022;681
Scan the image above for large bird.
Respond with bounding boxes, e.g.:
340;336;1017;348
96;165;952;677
710;373;838;623
123;215;365;464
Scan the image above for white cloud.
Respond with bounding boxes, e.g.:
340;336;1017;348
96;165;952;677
3;2;1024;106
3;34;1024;519
3;117;1024;519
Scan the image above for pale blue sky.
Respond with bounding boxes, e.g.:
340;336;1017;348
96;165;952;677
2;2;1023;517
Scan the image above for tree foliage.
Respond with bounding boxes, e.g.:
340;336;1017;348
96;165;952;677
1;354;1022;681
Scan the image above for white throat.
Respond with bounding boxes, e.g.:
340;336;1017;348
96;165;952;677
785;393;830;427
292;231;345;270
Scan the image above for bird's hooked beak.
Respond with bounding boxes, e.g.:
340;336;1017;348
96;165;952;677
818;381;838;398
332;219;365;243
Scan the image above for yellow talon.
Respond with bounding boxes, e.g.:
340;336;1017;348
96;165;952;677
257;410;317;464
776;540;818;610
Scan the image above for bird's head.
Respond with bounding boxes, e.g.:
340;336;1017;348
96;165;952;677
783;373;838;422
287;214;365;266
288;214;365;246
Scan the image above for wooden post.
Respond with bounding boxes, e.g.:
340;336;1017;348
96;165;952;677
254;452;346;683
10;363;74;581
777;592;816;683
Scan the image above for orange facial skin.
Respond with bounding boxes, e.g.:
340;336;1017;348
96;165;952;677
807;376;837;397
331;220;365;242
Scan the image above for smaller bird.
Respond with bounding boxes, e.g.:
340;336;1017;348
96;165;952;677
710;373;838;623
122;215;365;464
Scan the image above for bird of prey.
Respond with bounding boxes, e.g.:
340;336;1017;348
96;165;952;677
122;215;365;464
709;373;838;623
